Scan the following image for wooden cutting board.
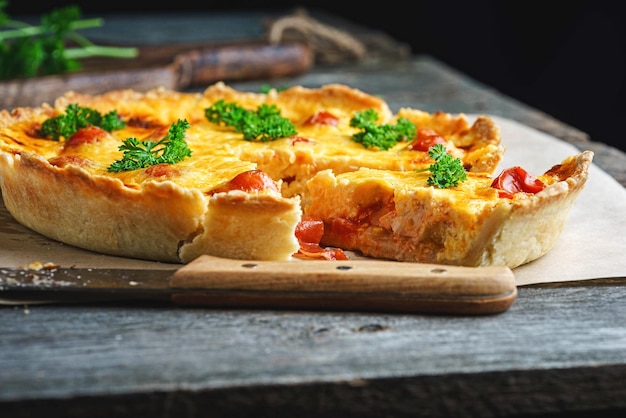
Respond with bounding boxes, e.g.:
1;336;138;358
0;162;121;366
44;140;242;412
0;40;313;109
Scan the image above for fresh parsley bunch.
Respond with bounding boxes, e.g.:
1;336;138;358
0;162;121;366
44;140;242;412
108;119;192;172
421;143;467;188
0;2;137;80
40;103;126;141
205;99;297;142
350;109;416;150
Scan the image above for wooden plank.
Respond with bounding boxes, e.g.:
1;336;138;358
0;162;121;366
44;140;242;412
1;284;625;416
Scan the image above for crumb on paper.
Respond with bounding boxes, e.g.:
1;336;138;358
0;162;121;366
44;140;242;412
18;261;60;271
1;261;73;288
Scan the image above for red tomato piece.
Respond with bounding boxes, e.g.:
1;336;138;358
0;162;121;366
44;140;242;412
145;163;179;178
294;215;349;260
327;217;359;237
295;215;324;244
303;111;339;126
491;166;546;198
409;128;447;152
65;126;109;146
319;247;349;260
218;170;280;193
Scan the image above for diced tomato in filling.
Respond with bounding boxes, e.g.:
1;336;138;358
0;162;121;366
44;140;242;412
303;111;339;126
145;163;180;178
491;166;546;198
326;217;359;240
48;155;91;167
294;215;349;260
65;126;109;147
290;136;312;145
409;128;447;152
296;215;325;244
210;170;280;194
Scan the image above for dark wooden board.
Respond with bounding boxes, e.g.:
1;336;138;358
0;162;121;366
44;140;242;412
1;284;625;417
0;40;313;109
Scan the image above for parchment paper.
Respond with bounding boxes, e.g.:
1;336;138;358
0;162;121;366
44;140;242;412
490;116;626;285
1;116;625;286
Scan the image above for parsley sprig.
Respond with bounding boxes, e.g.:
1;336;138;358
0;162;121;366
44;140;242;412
0;2;137;80
40;103;126;141
419;144;467;188
108;119;192;172
259;84;288;93
350;109;416;150
204;99;297;142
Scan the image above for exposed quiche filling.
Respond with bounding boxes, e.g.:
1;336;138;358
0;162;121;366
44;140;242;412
305;167;561;266
0;82;591;266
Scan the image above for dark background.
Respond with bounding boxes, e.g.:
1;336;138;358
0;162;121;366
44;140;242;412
5;1;625;152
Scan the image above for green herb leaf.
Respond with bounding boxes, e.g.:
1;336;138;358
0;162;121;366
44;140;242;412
108;119;192;172
349;109;416;150
0;3;137;80
259;84;288;94
205;99;297;142
418;143;467;188
40;103;125;141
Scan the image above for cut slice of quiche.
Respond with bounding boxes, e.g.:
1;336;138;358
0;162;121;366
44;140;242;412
304;151;593;268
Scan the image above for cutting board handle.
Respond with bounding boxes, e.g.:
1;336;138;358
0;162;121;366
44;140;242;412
170;255;518;315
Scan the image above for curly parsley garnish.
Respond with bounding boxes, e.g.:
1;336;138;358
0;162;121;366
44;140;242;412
204;99;297;142
418;144;467;188
349;109;416;150
107;119;192;172
40;103;126;141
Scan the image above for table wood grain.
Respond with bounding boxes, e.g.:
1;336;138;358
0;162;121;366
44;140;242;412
1;11;625;418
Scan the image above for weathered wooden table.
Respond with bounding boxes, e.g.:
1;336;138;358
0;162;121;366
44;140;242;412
1;11;625;418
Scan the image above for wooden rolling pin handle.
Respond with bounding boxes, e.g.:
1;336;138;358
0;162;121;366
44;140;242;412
173;42;314;88
169;255;518;315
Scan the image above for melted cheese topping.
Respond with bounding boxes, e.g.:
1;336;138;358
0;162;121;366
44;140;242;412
0;82;504;199
306;168;504;218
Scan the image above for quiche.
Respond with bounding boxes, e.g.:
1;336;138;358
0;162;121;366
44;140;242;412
0;82;591;267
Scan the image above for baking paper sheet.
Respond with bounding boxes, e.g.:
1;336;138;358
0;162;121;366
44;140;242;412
1;116;625;286
491;116;626;285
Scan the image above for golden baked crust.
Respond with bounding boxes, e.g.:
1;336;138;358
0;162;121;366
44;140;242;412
0;81;588;267
304;151;593;268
